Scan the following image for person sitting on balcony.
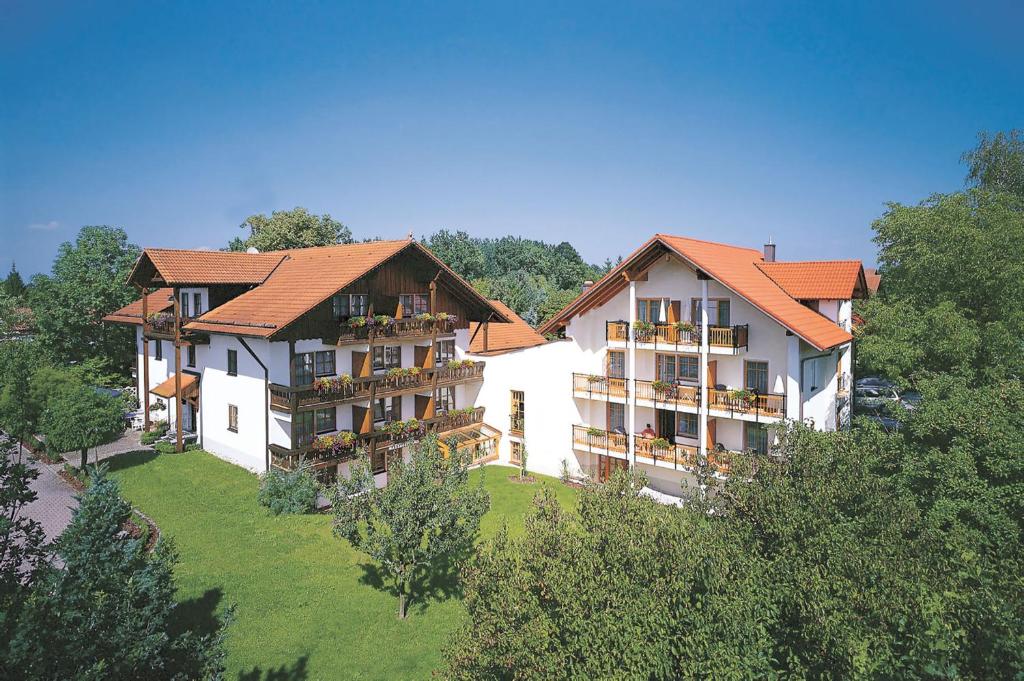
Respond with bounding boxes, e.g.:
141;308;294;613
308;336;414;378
640;423;656;438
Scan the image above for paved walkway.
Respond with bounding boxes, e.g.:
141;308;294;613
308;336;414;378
57;429;153;467
8;446;78;543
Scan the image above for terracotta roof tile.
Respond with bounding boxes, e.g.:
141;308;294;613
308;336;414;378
863;267;881;295
540;234;854;351
467;300;547;354
757;260;865;299
185;240;411;336
135;249;286;285
102;288;175;325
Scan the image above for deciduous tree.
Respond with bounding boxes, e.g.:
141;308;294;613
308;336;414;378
42;383;124;469
231;206;352;251
330;436;489;618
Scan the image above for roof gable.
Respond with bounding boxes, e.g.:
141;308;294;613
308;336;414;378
129;249;286;286
467;300;547;354
757;260;866;300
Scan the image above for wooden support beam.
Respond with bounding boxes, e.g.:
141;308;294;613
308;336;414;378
482;320;489;352
173;287;183;453
139;284;151;432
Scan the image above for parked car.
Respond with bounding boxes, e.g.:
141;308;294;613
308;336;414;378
854;377;919;416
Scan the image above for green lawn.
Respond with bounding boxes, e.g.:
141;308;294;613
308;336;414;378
107;451;577;680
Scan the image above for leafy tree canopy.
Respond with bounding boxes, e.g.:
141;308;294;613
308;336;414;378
6;467;230;680
42;382;124;469
28;226;140;379
330;435;490;618
962;128;1024;198
2;262;26;298
229;206;353;251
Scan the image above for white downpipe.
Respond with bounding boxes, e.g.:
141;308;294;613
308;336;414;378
698;278;709;454
627;280;637;467
786;334;802;422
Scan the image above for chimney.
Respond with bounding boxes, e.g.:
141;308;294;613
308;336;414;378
582;280;594;292
763;240;776;263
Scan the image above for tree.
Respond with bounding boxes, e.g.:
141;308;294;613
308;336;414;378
441;471;774;679
489;271;547;326
29;226;140;378
0;343;43;452
232;207;352;251
330;436;490;618
422;230;486;280
2;262;26;298
42;383;124;469
962;128;1024;198
6;467;230;680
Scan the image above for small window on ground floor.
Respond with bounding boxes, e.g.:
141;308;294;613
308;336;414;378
227;405;238;433
510;440;524;464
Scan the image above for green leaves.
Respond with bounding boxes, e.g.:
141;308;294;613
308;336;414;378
42;382;124;462
235;206;352;251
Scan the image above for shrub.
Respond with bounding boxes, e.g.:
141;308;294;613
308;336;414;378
140;430;162;445
153;442;175;454
560;458;571;484
257;460;318;515
184;443;201;452
519;447;529;479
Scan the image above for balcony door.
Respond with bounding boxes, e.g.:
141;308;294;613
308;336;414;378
656;409;675;444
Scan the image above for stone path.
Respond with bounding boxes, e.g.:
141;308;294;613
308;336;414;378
57;429;153;467
8;446;78;543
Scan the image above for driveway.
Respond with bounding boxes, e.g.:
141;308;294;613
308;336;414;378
8;446;78;543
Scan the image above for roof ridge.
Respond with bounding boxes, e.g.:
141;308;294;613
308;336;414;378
759;259;862;266
655;233;763;256
262;239;411;255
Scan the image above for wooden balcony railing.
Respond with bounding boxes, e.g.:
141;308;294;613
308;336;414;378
270;406;486;470
144;312;198;339
269;361;485;413
606;321;629;342
634;438;698;467
334;316;456;344
572;373;628;398
571;425;628;454
632;323;749;349
707;389;785;418
632;378;699;407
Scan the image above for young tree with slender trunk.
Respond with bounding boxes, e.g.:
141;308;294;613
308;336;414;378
330;435;490;618
41;383;124;469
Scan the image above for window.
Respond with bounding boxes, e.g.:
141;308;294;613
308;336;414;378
227;349;237;376
155;340;163;361
373;396;401;423
315;350;336;377
294;411;314;447
435;339;455;366
315;407;336;435
193;292;202;316
656;354;677;382
607;350;625;378
745;361;769;395
745;423;769;455
637;298;667;324
608;403;625;433
510;441;524;464
294;352;314;385
691;299;731;326
676;412;698;438
510;390;525;433
227;404;238;432
400;293;429;316
372;345;401;372
187;344;196;368
180;291;190;318
679;355;699;381
331;293;369;319
436;387;455;414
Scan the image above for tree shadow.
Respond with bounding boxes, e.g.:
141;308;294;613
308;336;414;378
237;656;309;681
102;450;160;474
171;587;224;639
356;541;476;616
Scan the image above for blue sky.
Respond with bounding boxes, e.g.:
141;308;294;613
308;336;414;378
2;1;1022;277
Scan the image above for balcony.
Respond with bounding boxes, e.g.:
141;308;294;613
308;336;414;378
707;388;785;419
270;406;487;471
633;378;699;408
634;437;698;468
332;315;456;346
571;373;628;399
269;361;485;413
571;425;627;455
605;321;749;351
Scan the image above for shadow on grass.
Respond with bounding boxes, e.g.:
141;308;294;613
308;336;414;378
237;656;309;681
171;587;225;639
101;450;161;474
356;543;475;617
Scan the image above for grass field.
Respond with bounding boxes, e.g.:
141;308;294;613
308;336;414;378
107;451;577;680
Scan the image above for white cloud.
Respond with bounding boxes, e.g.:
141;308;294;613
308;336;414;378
28;220;59;231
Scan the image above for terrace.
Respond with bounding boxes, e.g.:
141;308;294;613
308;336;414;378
329;315;457;346
707;388;785;420
605;320;749;352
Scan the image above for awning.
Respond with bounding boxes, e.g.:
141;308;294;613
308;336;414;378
151;373;199;400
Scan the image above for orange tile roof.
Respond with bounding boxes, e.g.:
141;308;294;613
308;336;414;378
467;300;547;354
863;267;881;295
151;372;198;399
757;260;865;299
184;240;411;336
102;287;175;325
539;234;855;351
132;249;286;285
